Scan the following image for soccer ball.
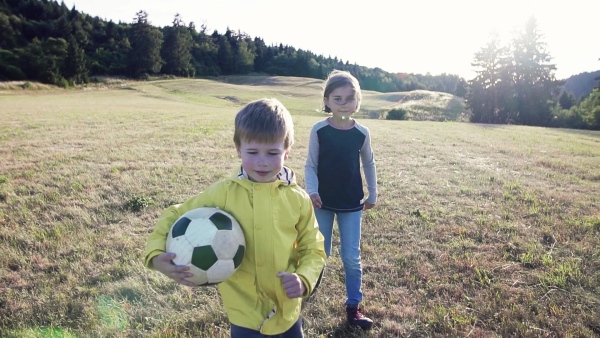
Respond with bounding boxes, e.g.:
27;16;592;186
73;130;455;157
166;207;246;286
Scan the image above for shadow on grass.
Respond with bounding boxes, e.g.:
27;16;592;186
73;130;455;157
308;324;372;338
327;324;372;337
118;287;142;302
470;121;600;137
472;122;508;129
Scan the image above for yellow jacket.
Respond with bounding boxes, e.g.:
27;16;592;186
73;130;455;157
144;166;326;335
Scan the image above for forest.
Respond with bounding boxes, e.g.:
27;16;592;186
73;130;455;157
0;0;465;93
0;0;598;129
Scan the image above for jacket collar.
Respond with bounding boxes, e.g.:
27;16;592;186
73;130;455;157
234;165;295;186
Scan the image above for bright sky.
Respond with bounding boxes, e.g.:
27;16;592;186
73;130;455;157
63;0;599;80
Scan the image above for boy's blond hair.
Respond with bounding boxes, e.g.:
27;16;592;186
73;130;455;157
233;98;294;150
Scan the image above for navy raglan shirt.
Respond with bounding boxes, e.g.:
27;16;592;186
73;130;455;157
304;118;377;212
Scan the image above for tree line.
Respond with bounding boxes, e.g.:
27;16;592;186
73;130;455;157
0;0;465;95
0;0;598;129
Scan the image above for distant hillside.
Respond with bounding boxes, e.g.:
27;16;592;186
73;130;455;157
364;90;469;122
0;75;470;122
563;70;600;100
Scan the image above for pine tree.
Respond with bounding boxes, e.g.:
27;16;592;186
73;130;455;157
217;35;234;75
252;37;267;73
64;34;88;84
511;17;558;126
128;10;163;78
161;13;193;77
190;24;219;76
467;32;513;123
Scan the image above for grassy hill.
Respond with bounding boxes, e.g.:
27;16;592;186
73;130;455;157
0;76;470;122
0;76;598;337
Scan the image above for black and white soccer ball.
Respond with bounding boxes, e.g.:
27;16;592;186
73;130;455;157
166;207;246;286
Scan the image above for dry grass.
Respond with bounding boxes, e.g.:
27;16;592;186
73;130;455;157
0;81;57;92
364;90;469;121
0;77;598;337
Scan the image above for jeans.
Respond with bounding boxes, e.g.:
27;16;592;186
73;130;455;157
314;208;363;306
230;318;303;337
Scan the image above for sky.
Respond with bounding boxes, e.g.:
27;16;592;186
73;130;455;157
63;0;599;80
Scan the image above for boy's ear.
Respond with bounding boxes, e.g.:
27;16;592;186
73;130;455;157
236;147;241;158
284;149;290;160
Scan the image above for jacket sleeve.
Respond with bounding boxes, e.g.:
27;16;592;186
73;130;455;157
293;194;326;296
143;204;181;269
142;184;224;269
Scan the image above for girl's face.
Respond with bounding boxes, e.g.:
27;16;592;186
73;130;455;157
324;85;358;119
237;139;289;183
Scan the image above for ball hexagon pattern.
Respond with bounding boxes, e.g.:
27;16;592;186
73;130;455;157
166;207;246;286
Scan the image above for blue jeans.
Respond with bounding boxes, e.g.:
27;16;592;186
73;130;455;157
314;208;363;306
230;318;303;337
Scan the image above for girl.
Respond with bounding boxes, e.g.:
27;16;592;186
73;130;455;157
304;70;378;329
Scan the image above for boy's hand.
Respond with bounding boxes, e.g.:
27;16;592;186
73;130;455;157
277;272;305;298
363;202;375;210
309;193;322;209
152;252;196;287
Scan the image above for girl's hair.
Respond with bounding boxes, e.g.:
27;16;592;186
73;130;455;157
233;98;294;149
322;70;362;113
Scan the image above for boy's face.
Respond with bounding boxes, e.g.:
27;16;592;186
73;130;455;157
237;138;289;183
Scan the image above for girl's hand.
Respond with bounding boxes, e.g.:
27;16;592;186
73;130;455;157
310;193;322;209
151;252;196;287
277;272;306;298
363;202;375;210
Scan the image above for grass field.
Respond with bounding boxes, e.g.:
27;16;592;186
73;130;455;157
0;76;599;337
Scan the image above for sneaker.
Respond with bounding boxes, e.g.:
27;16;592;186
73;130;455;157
346;305;373;329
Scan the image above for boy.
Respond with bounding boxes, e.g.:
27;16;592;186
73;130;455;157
144;98;326;337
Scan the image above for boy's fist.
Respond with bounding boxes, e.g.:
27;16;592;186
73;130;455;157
277;272;305;298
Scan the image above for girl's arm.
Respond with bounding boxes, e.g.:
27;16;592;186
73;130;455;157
360;126;378;206
304;124;320;197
